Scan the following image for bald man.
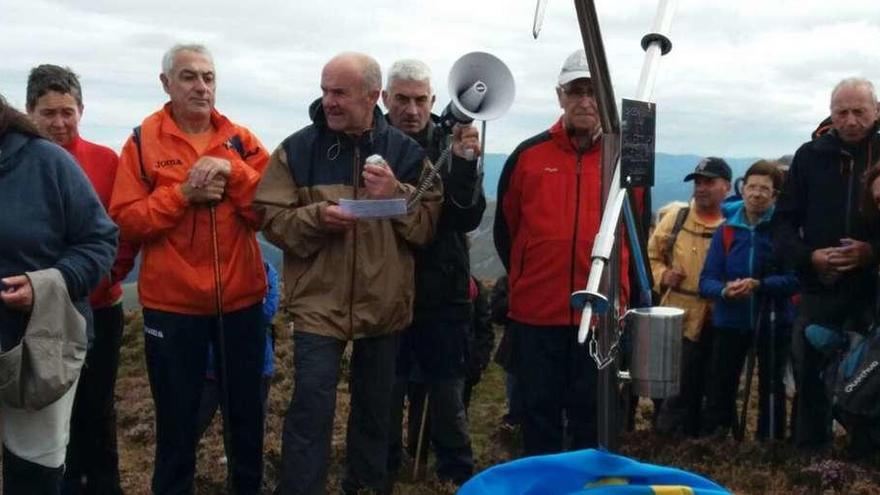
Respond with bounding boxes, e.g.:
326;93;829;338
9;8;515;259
254;52;442;494
774;77;880;453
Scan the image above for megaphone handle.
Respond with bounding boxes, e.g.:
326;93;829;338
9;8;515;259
446;121;486;210
476;120;487;177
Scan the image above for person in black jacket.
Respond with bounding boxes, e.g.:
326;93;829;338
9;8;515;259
382;58;485;486
463;276;494;411
773;77;880;451
490;275;524;430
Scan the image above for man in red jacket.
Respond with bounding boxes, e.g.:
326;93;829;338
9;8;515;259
494;49;628;455
27;64;136;494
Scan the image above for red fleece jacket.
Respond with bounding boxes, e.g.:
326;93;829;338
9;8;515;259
64;135;138;308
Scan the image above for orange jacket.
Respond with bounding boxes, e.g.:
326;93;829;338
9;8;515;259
109;104;269;315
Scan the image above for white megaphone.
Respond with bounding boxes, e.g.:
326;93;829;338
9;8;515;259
440;52;516;131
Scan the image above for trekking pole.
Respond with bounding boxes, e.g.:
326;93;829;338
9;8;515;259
412;392;430;480
735;340;757;441
209;206;236;480
659;287;672;306
767;306;777;440
735;298;766;442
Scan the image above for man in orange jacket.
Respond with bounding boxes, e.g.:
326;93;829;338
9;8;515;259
109;44;269;494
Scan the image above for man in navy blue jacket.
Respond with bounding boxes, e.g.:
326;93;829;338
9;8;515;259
772;78;880;451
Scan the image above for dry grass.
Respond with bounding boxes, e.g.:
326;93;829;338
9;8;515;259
114;311;880;494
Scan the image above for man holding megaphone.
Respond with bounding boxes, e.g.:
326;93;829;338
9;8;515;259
382;58;485;486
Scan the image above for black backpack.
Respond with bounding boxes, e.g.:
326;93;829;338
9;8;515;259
824;326;880;424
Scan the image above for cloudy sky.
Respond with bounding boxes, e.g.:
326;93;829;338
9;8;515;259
1;0;878;159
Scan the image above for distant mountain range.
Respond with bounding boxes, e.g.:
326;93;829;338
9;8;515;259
470;151;790;279
480;152;771;206
123;152;786;305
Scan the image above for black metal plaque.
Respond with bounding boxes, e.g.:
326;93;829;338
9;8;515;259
620;98;656;188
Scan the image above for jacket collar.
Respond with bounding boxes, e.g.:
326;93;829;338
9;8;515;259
61;134;83;155
383;113;442;149
549;117;601;154
309;98;388;140
812;120;880;154
157;102;237;149
726;201;776;230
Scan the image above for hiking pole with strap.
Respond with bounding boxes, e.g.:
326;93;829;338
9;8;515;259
412;392;431;480
209;206;236;481
735;297;766;442
767;305;777;440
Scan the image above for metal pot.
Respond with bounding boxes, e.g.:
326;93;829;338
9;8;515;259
626;306;683;398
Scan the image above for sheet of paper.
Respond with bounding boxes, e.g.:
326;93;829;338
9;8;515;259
338;198;407;219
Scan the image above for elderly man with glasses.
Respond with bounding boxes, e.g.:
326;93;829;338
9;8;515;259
493;49;630;455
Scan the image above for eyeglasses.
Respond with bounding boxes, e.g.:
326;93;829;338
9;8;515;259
561;83;595;99
743;183;775;195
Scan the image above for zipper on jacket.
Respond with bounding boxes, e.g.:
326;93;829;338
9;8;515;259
569;153;584;325
843;152;854;236
748;228;756;330
349;146;360;339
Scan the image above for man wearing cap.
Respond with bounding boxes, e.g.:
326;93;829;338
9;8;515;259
494;49;630;455
647;157;731;437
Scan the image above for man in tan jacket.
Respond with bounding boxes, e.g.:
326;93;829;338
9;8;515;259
254;52;441;495
647;157;731;436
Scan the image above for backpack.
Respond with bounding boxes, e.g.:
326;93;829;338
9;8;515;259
131;125;246;189
662;206;731;265
662;206;690;266
655;206;730;305
824;325;880;424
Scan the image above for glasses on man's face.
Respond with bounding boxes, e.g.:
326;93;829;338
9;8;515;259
743;183;774;196
562;83;595;99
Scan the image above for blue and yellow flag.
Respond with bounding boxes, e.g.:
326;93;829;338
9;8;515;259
458;449;730;495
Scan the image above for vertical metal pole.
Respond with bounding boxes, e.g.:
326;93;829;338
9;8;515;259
573;0;621;450
570;0;678;450
598;138;621;449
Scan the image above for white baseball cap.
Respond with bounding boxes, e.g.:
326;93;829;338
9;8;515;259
558;49;591;86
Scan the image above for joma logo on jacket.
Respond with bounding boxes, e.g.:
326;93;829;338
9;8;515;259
155;158;183;168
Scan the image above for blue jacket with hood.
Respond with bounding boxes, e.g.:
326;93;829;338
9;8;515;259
699;200;798;331
0;131;118;349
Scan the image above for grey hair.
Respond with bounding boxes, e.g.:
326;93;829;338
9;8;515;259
360;55;382;92
831;77;878;106
385;59;433;93
162;43;213;76
26;64;83;110
330;52;382;92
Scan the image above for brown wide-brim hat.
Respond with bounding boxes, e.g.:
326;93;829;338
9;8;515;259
0;268;86;410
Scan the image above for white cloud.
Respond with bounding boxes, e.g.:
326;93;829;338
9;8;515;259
1;0;878;159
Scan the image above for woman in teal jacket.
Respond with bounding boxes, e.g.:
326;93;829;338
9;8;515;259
699;160;798;439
